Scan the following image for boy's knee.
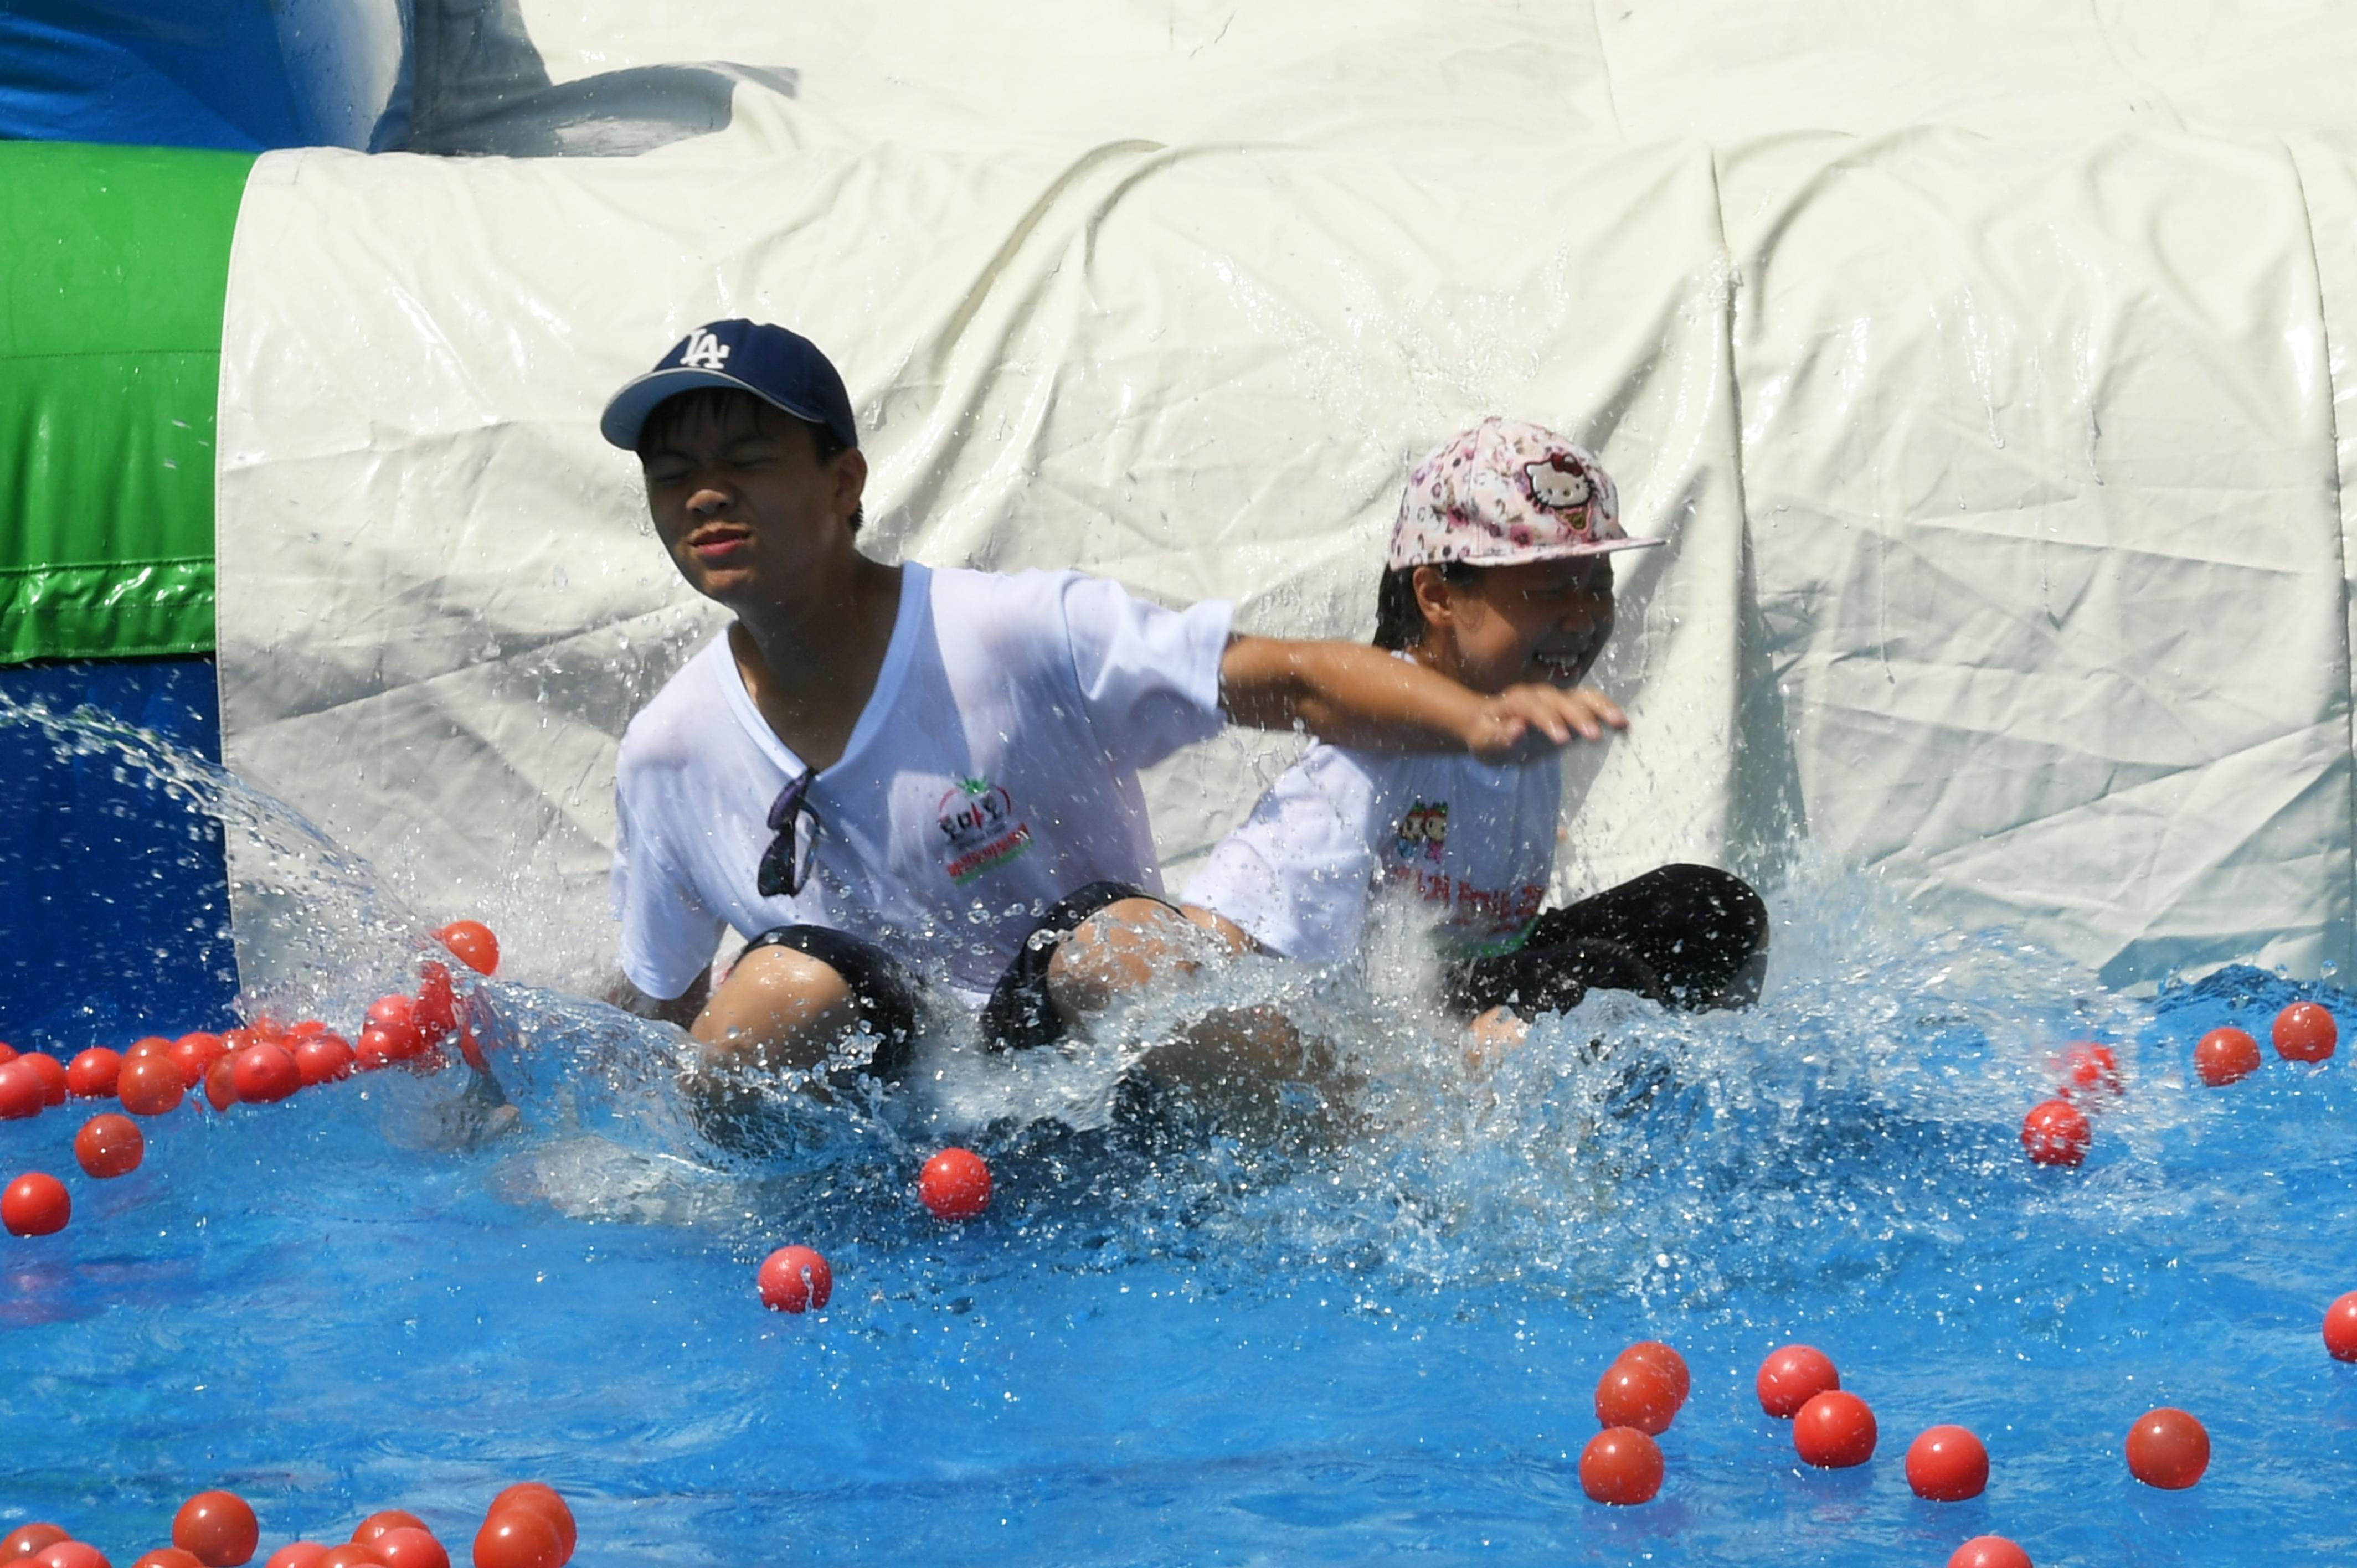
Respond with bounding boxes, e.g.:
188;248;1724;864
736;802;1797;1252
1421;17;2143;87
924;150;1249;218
1047;897;1197;1018
1179;903;1254;956
693;944;859;1072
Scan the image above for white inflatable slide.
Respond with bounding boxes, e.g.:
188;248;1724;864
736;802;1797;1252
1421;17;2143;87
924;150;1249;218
215;2;2357;992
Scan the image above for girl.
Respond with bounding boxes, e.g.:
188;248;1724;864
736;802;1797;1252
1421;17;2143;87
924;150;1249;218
1183;417;1767;1030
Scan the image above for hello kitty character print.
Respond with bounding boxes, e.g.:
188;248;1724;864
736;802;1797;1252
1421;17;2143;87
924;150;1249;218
1386;416;1664;571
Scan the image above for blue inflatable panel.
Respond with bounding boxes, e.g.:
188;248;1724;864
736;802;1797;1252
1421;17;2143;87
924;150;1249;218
0;656;238;1049
0;1;308;150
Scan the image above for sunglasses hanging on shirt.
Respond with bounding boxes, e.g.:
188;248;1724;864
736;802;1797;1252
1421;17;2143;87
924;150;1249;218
758;770;821;898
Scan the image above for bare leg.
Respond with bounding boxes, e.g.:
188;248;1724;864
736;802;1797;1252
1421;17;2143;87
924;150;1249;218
1047;899;1329;1108
687;945;864;1121
1044;898;1216;1025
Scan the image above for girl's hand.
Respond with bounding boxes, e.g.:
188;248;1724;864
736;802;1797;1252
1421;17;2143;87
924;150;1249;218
1465;684;1627;762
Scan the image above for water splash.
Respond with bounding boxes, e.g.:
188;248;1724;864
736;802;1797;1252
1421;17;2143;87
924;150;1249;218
0;691;433;1028
0;693;2175;1313
12;696;2357;1564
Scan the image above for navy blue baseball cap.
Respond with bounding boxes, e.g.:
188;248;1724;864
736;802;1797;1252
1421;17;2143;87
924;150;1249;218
599;319;859;452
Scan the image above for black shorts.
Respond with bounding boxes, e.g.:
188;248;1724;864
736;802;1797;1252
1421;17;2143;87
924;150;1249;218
742;879;1169;1075
1445;863;1769;1019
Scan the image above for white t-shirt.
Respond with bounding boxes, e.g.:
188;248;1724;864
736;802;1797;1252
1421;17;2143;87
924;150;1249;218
1182;741;1563;964
612;562;1233;1002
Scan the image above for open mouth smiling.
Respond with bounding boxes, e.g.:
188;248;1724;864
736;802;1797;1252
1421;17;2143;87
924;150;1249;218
1532;648;1592;682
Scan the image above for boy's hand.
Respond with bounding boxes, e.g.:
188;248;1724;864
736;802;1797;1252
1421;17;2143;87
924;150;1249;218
1465;684;1627;762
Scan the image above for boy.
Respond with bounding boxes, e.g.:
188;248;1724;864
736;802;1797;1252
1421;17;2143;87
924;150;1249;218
601;322;1624;1112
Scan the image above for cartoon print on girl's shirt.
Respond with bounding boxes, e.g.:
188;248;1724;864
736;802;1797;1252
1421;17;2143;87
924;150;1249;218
1394;800;1449;864
1386;796;1545;952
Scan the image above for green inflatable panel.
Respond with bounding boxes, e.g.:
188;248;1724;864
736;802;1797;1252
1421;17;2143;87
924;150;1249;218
1;141;251;664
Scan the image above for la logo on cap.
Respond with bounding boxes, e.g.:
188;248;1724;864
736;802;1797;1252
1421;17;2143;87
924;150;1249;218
678;327;732;370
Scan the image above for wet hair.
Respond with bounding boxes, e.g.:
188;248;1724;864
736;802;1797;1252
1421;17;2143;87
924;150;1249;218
635;387;864;533
1371;560;1477;649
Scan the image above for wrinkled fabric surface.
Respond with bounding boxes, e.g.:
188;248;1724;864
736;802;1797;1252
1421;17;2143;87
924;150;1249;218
217;3;2357;992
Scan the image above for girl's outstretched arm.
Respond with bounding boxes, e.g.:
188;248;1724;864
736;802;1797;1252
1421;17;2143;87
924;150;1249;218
1217;636;1625;763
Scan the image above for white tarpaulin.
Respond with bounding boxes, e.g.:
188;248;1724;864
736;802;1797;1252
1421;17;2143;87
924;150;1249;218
216;2;2357;994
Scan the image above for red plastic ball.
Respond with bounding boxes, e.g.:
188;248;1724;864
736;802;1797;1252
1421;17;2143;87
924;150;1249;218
1948;1538;2032;1568
2324;1290;2357;1361
2058;1041;2121;1098
1905;1424;1989;1500
17;1052;66;1107
363;1533;443;1568
415;963;457;1045
173;1490;259;1566
0;1041;14;1065
2124;1406;2209;1489
470;1510;559;1568
204;1056;241;1113
10;1046;64;1108
758;1245;834;1313
349;1515;425;1549
1594;1355;1680;1435
262;1547;328;1568
125;1036;173;1059
118;1053;188;1117
312;1549;385;1568
66;1049;123;1099
286;1019;327;1039
171;1035;230;1091
33;1544;110;1568
364;997;425;1060
1793;1390;1877;1468
352;1030;396;1071
1578;1426;1664;1505
2194;1027;2262;1086
133;1551;205;1568
75;1113;145;1179
231;1043;302;1105
485;1486;572;1567
438;921;501;977
3;1172;70;1237
2020;1098;2090;1168
920;1147;992;1220
1617;1341;1690;1410
1755;1344;1840;1419
294;1034;357;1087
2272;1002;2337;1062
0;1061;44;1121
2;1525;69;1560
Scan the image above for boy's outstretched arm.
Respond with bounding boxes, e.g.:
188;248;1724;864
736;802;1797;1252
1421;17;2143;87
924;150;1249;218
1218;636;1626;763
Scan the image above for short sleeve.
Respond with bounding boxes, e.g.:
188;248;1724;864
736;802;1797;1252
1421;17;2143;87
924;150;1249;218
1059;574;1233;771
1181;746;1385;963
611;764;727;1001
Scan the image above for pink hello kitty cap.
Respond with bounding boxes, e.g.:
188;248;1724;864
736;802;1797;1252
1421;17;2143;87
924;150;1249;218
1388;417;1662;570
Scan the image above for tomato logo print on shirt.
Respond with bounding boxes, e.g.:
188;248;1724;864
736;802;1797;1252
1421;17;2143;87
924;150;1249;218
937;776;1033;885
1394;800;1449;865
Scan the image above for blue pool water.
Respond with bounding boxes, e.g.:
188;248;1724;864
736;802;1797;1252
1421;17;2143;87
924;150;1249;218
3;709;2355;1566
